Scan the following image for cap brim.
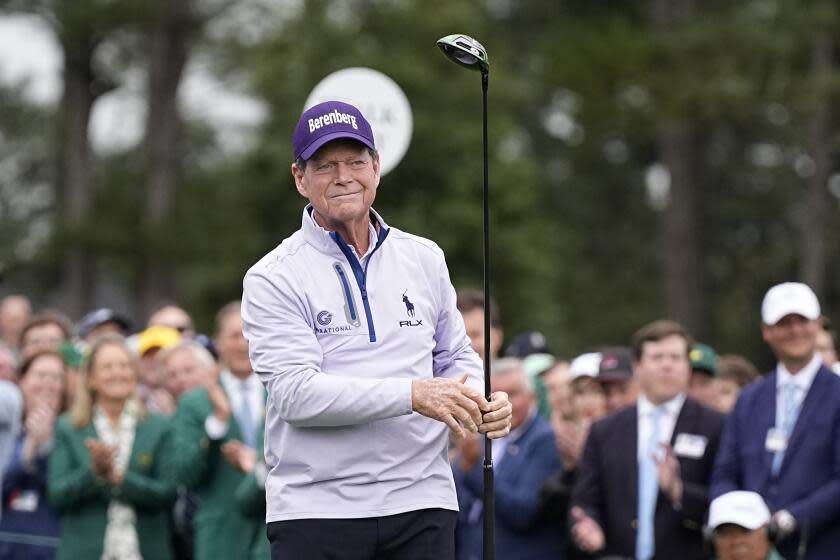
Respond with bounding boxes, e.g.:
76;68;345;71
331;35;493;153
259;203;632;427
298;131;376;161
710;516;765;531
598;372;633;383
763;308;820;326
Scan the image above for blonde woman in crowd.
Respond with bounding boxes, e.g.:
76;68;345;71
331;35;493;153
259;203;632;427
47;335;176;560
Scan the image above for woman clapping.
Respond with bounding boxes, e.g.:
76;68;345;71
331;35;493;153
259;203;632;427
47;335;176;560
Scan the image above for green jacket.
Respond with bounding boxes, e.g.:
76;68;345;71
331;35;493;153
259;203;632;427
173;386;268;560
47;413;177;560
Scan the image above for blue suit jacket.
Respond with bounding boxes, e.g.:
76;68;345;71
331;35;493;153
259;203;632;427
453;414;564;560
710;365;840;560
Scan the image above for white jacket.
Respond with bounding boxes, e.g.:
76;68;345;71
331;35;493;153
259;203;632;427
242;206;483;522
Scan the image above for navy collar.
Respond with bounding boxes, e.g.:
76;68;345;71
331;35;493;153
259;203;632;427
300;204;390;256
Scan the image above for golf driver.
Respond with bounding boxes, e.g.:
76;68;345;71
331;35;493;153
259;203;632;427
437;33;494;560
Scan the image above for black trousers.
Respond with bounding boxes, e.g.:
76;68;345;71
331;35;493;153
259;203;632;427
267;508;457;560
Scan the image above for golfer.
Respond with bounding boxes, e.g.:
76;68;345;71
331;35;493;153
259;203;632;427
241;100;513;559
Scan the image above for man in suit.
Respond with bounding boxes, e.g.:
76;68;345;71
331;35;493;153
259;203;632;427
571;319;725;560
173;301;268;560
711;282;840;560
453;357;564;560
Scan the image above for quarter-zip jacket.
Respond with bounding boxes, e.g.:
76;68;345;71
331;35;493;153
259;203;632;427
242;206;483;522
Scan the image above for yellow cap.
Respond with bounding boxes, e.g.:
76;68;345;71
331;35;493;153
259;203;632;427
137;325;181;356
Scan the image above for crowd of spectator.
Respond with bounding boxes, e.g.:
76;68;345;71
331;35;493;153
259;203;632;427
451;284;840;560
0;281;838;559
0;297;267;560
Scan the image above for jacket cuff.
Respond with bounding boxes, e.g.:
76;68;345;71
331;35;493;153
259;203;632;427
205;415;229;440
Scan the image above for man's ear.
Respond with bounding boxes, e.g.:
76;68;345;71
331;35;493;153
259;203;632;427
291;163;307;197
761;324;771;344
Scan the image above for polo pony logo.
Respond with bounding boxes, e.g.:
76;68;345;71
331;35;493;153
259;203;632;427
402;290;415;317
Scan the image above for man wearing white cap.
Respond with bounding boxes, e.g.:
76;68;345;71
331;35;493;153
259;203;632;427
711;282;840;560
708;491;783;560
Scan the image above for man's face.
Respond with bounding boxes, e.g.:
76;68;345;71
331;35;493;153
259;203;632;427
715;378;740;413
543;362;573;419
815;328;838;367
215;312;252;378
602;379;637;412
714;524;770;560
461;308;503;360
148;306;194;338
140;348;164;389
491;370;533;430
292;140;380;232
0;297;30;346
689;371;718;408
20;323;67;360
634;335;690;405
163;348;210;400
571;377;607;421
762;314;819;366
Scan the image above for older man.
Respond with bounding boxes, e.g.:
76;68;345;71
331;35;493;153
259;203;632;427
174;301;267;559
160;340;216;403
709;491;783;560
241;100;512;559
0;295;31;351
711;282;840;559
148;304;196;338
453;358;563;560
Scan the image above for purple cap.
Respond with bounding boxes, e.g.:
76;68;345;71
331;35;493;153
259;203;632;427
293;100;376;161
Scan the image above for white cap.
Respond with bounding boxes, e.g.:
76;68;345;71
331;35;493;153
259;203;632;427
570;352;602;380
761;282;820;326
708;491;771;531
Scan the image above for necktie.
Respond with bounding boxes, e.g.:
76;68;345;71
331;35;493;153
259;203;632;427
237;381;256;448
772;381;800;475
636;406;662;560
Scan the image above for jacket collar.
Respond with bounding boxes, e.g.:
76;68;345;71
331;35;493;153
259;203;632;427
300;204;390;256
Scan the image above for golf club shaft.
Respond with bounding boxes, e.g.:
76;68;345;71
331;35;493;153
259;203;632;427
481;68;495;560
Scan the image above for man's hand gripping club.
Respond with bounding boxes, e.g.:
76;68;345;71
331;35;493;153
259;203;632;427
411;374;512;439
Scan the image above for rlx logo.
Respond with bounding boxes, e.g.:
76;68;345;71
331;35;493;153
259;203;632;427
399;320;423;328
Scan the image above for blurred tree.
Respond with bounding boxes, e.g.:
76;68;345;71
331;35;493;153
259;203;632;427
0;0;838;368
139;0;194;315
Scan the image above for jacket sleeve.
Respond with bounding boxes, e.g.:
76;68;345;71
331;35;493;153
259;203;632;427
0;382;21;470
234;469;266;518
429;253;484;395
571;422;605;528
47;420;108;512
172;392;219;489
0;382;21;431
785;402;840;536
676;410;725;525
461;428;562;531
709;394;745;500
3;439;45;494
242;264;413;428
117;420;177;510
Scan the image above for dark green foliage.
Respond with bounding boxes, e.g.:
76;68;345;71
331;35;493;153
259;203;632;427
1;0;839;369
